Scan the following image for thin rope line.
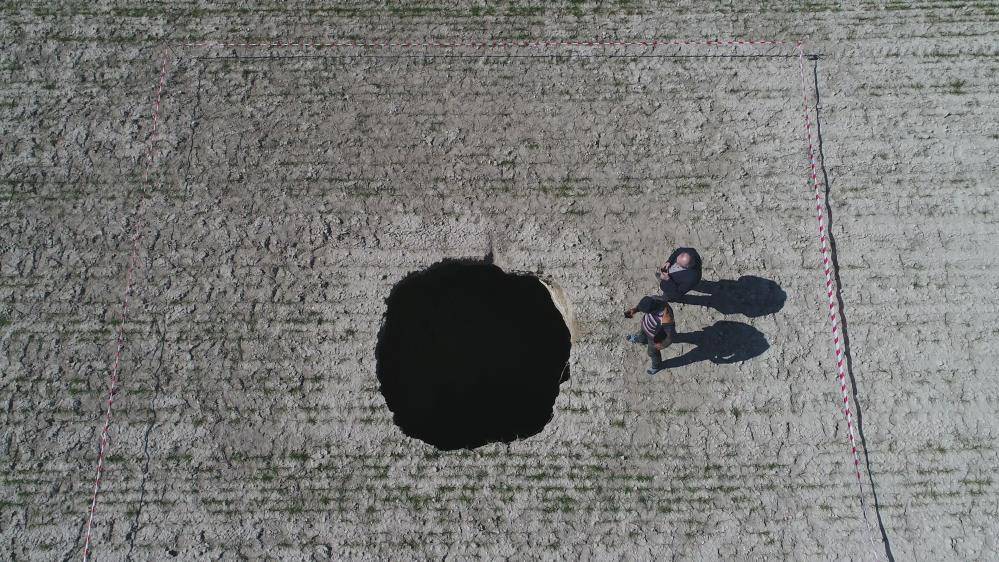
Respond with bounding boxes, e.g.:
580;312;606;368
175;38;791;49
81;48;171;562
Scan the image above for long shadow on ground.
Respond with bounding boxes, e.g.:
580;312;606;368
674;275;786;317
663;321;769;368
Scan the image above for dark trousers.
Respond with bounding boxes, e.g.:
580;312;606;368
633;327;674;370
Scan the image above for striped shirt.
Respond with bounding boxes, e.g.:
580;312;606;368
642;311;662;337
642;302;674;338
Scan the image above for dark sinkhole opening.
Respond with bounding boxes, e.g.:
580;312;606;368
375;258;572;451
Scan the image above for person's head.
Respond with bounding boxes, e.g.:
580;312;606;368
676;252;692;268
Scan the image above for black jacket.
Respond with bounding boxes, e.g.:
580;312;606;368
659;247;702;301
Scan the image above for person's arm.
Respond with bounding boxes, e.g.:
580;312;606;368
659;277;682;301
653;323;675;348
652;307;675;347
659;247;689;280
653;248;676;276
629;295;668;318
627;296;654;318
668;269;702;295
664;248;682;269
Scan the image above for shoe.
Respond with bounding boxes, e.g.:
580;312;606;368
626;334;641;344
647;366;663;375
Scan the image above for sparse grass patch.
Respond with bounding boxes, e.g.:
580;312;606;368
505;4;545;16
66;376;88;395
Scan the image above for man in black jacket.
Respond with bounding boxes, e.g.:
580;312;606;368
657;247;702;301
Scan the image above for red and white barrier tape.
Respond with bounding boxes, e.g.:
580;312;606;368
81;50;170;562
796;42;883;559
177;38;789;49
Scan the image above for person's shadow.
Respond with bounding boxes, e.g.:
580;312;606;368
675;276;786;317
664;321;769;368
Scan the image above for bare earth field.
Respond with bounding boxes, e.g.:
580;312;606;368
1;3;998;560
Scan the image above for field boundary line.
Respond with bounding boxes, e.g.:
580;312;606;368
796;41;883;560
176;39;790;49
81;48;171;562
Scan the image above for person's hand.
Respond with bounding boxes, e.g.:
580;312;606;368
654;341;666;351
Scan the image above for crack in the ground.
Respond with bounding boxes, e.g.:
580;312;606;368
124;317;166;561
61;517;87;562
183;59;204;194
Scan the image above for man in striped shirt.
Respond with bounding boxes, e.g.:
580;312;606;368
624;296;677;375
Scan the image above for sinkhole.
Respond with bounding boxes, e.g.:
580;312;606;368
375;258;572;451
